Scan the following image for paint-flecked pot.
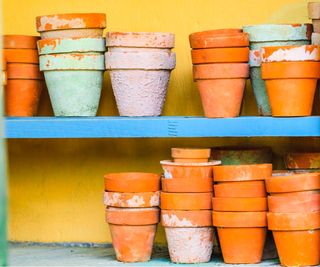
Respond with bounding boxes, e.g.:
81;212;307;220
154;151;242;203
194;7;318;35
105;51;175;116
285;152;320;169
3;35;40;49
106;207;159;263
171;147;211;163
214;181;267;197
39;53;104;116
160;192;212;210
36;13;106;39
162;177;213;193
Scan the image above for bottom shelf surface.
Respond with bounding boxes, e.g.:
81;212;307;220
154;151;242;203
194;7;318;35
9;243;280;266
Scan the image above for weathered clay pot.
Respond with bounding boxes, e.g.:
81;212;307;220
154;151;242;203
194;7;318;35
36;13;106;39
106;207;159;262
193;63;249;118
104;172;160;192
162;177;213;193
161;210;214;263
3;35;39;49
285;152;320;169
214;181;267;197
213;164;273;182
211;146;272;165
261;61;320;116
160;160;220;179
104;191;160;208
212;197;267;211
4;49;39;64
160;192;212;210
171;147;211;163
213;211;267;264
309;2;320;33
268;211;320;266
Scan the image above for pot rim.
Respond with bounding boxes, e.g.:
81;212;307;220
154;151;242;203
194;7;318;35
160;159;220;166
212;197;268;212
161;209;212;227
3;35;40;49
212;211;267;227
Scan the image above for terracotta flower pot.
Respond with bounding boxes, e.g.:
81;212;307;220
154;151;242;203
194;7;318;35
161;210;214;263
261;61;320;116
213;211;267;264
160;160;220;179
4;49;39;64
104;191;160;208
161;177;213;193
214;180;267;197
36;13;106;39
171;147;211;163
3;35;39;49
104;172;160;192
7;63;42;80
213;164;273;182
211;146;272;165
309;2;320;33
160;192;212;210
268;211;320;266
285;152;320;169
106;207;159;262
212;197;267;211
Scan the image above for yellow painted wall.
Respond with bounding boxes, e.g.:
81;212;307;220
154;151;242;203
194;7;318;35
3;0;320;243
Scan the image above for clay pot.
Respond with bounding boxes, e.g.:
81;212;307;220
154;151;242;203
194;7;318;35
3;35;39;49
160;192;212;210
211;146;272;165
213;164;273;182
193;63;249;118
160;160;220;179
162;177;213;193
212;197;267;211
213;211;267;264
261;61;320;116
285;152;320;169
106;207;159;262
161;210;213;263
268;211;320;266
7;63;42;80
309;2;320;33
104;172;160;192
36;13;106;39
104;191;160;208
171;147;211;163
214;181;267;197
4;49;39;64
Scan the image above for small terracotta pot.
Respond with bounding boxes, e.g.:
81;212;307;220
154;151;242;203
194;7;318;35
104;191;160;208
213;164;273;182
214;181;267;197
161;177;213;193
285;152;320;169
161;210;214;263
7;63;42;80
268;211;320;266
3;35;39;49
36;13;106;39
160;192;212;210
212;197;267;211
213;211;267;264
171;147;211;163
4;49;39;64
160;160;220;179
104;172;160;192
106;207;159;263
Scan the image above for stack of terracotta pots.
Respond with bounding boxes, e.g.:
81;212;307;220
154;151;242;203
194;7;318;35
260;45;320;116
266;172;320;266
104;172;160;262
212;164;272;264
189;29;249;118
36;13;106;116
3;35;43;116
285;152;320;171
160;148;220;263
105;32;176;116
243;24;312;116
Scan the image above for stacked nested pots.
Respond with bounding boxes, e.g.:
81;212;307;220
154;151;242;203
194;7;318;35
189;29;249;118
3;35;43;116
104;172;160;262
266;172;320;266
160;148;220;264
105;32;176;116
212;164;272;264
243;24;312;116
36;13;106;116
285;152;320;171
260;45;320;116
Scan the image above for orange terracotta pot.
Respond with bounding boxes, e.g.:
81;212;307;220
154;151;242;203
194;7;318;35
7;63;42;80
171;147;211;163
104;172;160;192
214;181;267;197
3;35;40;49
5;79;42;116
270;190;320;197
213;164;272;182
161;177;213;193
213;211;267;264
212;197;267;211
268;194;320;213
106;207;159;263
4;49;39;64
285;152;320;169
161;210;212;227
104;191;160;208
160;192;212;210
265;172;320;194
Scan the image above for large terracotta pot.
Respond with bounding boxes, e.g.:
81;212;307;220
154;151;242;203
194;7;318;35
285;152;320;169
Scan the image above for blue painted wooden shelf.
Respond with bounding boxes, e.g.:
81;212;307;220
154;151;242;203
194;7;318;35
4;116;320;138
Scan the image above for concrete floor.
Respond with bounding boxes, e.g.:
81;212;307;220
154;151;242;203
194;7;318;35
8;243;280;266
